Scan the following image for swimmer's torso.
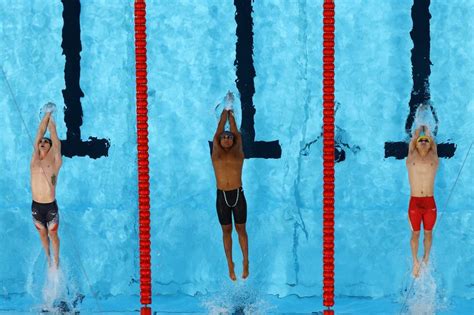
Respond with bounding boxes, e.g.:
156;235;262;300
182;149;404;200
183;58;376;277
406;151;438;197
31;153;60;203
212;150;244;191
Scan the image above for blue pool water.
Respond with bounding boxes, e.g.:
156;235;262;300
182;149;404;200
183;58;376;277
1;1;473;314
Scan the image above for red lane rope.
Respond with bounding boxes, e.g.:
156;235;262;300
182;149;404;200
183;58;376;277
322;1;335;314
134;1;152;314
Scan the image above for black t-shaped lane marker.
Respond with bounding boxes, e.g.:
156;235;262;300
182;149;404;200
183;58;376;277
300;103;360;163
385;0;455;159
60;0;110;159
209;0;281;159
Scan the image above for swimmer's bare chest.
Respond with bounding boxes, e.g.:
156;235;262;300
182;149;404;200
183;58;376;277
406;154;438;196
212;154;244;190
31;160;58;185
408;159;436;170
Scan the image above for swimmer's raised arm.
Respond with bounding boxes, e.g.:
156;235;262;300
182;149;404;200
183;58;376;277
212;110;228;156
423;125;438;156
228;110;240;136
408;125;422;155
48;118;62;165
228;110;243;152
33;112;51;154
214;109;228;140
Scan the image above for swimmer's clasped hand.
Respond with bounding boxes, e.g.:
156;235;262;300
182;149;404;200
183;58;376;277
224;91;235;110
43;102;57;113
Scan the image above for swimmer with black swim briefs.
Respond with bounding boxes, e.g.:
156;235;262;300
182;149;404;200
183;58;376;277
211;92;249;281
30;109;63;268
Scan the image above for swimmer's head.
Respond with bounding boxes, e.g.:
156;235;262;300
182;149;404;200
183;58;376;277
416;135;431;154
219;131;234;149
39;137;52;152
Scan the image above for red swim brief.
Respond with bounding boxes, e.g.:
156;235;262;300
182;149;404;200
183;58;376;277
408;196;437;231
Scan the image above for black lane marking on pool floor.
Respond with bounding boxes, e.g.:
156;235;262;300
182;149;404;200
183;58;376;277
209;0;282;159
300;103;361;163
61;0;110;159
385;0;456;159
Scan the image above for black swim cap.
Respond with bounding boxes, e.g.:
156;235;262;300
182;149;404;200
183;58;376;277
41;137;52;146
220;131;234;139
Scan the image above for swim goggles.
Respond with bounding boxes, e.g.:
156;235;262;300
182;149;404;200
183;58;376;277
417;135;430;143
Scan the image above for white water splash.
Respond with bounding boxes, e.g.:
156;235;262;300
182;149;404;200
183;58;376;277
42;265;66;310
26;248;44;302
35;260;78;313
202;282;274;315
39;101;57;121
405;262;437;315
414;103;436;134
214;90;242;129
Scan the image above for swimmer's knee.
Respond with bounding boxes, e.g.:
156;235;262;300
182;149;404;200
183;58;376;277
39;229;48;238
235;224;246;234
35;222;47;233
424;230;433;237
48;224;59;235
411;231;420;238
221;224;232;235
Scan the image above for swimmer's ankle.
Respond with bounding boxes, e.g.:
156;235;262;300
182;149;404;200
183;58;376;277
412;260;421;278
228;262;236;281
242;260;249;279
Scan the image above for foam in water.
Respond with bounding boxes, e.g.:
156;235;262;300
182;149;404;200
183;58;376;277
1;1;473;312
413;103;437;135
39;101;57;121
404;262;437;315
26;249;81;313
202;282;275;315
214;90;242;130
42;266;67;311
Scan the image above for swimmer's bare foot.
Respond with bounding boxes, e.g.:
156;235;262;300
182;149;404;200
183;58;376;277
422;255;429;265
412;259;421;278
242;260;249;279
47;255;52;267
228;262;236;281
55;257;60;268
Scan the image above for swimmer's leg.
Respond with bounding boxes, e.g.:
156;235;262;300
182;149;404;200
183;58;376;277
48;223;60;268
422;229;433;265
235;224;249;279
35;222;51;266
221;224;236;281
410;230;421;277
422;202;436;265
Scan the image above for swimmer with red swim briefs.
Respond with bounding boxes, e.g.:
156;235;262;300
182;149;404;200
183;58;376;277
406;125;439;277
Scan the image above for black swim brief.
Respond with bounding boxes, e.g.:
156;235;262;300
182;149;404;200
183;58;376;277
31;200;59;229
216;187;247;225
